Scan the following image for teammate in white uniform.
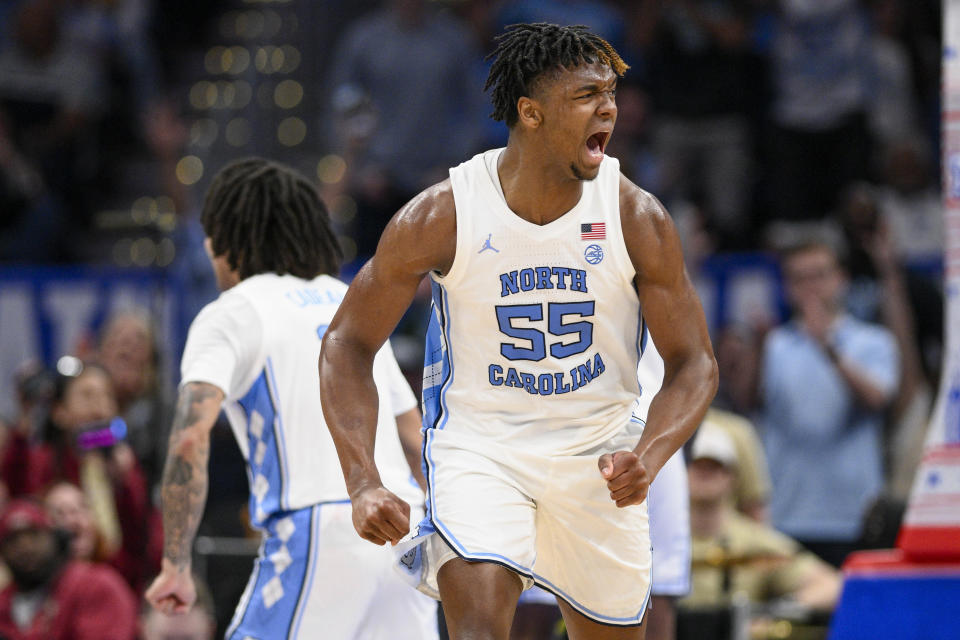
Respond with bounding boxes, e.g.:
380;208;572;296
320;24;717;640
145;158;437;639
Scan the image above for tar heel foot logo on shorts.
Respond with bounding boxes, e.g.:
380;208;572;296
584;244;604;265
399;546;419;571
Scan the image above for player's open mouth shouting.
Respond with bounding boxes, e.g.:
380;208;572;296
585;130;610;165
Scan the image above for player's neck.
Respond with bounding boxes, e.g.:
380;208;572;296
498;143;583;226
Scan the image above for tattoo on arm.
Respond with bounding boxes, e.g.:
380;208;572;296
161;383;220;569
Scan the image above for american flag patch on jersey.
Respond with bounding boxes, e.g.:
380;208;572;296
581;222;606;240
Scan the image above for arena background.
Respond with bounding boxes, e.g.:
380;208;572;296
0;1;952;639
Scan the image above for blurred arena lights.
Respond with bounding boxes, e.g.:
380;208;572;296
130;196;156;225
274;79;303;109
189;81;217;110
204;46;226;74
279;46;300;73
189;119;218;147
131;238;158;267
56;356;84;377
157;238;176;267
215;81;237;108
331;195;357;224
176;156;204;185
277;117;306;146
226;47;251;74
317;155;347;185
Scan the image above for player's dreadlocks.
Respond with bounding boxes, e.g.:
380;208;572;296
201;157;343;280
485;23;629;127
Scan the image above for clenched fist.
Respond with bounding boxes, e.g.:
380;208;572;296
598;450;651;508
351;485;411;545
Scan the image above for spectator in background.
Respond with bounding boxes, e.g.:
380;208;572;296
0;0;106;256
837;185;937;505
44;480;161;593
681;423;840;611
326;0;484;257
767;0;873;224
639;0;762;249
866;0;920;146
493;0;626;52
0;112;64;262
713;323;763;419
0;361;155;592
97;310;172;486
44;482;108;564
761;241;899;567
60;0;161;116
0;499;137;640
141;573;216;640
703;407;772;523
875;136;943;267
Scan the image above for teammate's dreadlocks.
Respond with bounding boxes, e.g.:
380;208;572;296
201;157;343;280
484;23;629;127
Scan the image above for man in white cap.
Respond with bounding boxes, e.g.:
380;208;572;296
682;422;840;611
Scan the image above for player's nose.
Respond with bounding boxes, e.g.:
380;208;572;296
597;91;617;120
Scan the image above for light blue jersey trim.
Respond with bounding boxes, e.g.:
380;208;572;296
265;357;292;510
225;507;316;640
422;429;649;627
289;505;322;639
225;538;265;638
238;370;285;526
437;282;455;430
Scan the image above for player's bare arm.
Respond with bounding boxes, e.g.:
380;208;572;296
396;407;428;491
145;381;223;614
599;176;718;508
319;180;456;545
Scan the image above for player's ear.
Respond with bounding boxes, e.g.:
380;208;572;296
516;97;542;129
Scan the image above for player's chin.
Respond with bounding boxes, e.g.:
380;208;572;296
571;163;601;182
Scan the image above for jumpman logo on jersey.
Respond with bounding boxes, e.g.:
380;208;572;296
478;233;500;254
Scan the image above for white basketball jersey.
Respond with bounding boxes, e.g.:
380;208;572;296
181;273;420;528
423;149;646;455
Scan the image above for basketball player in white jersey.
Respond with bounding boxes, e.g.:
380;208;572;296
320;23;717;640
145;158;437;639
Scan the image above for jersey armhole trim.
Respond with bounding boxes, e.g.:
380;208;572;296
607;165;637;286
434;162;473;287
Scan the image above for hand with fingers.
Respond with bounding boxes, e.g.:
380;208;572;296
598;451;652;508
144;560;197;616
351;485;411;545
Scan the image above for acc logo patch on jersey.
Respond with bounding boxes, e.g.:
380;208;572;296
584;244;604;265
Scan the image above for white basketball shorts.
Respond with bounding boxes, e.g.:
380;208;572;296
647;448;691;597
227;501;437;640
518;445;690;608
397;422;652;627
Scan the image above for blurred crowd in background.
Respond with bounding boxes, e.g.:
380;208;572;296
0;0;946;638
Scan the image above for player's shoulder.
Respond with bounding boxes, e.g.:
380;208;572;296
618;173;671;236
617;173;683;279
190;277;267;331
379;178;457;275
392;178;456;233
